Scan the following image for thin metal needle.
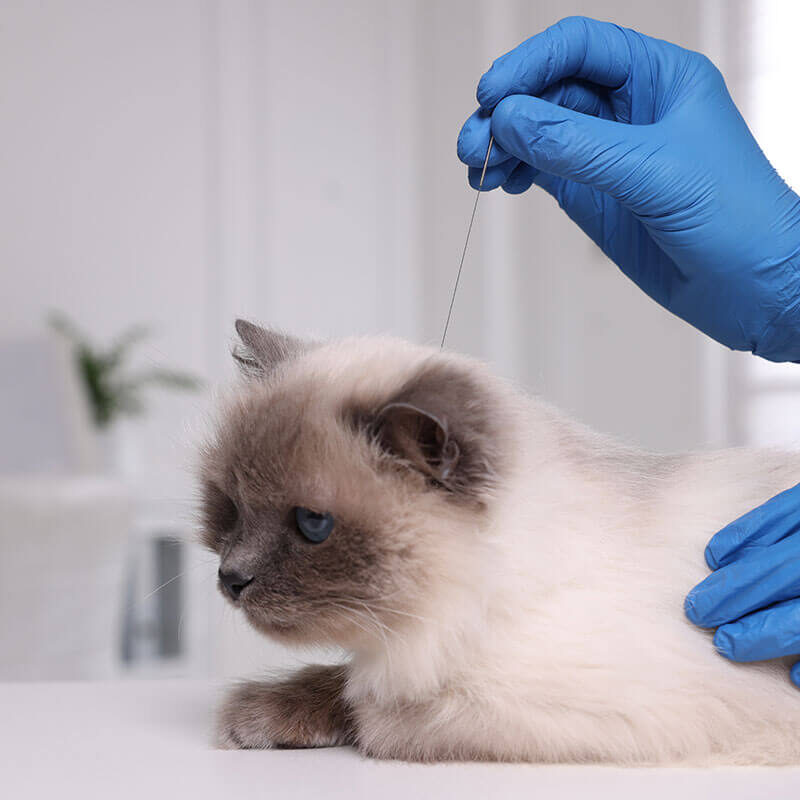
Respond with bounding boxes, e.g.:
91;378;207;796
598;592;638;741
440;135;495;349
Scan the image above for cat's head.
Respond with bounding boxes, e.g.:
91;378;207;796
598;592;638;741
199;320;515;649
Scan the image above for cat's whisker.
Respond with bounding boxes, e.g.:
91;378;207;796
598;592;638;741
340;606;389;642
357;602;408;650
352;602;394;643
326;598;408;650
176;569;218;645
139;558;214;603
329;600;404;653
363;604;431;624
327;602;382;643
326;601;374;634
326;594;430;626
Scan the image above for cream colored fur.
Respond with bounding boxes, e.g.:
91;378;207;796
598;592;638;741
213;334;800;763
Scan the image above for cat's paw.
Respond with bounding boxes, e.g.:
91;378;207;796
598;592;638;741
214;687;268;749
216;666;353;750
217;682;312;750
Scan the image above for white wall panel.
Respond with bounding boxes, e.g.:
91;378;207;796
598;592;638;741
0;0;734;677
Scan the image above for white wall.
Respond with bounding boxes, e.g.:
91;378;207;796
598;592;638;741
0;0;735;677
412;0;731;452
0;0;215;506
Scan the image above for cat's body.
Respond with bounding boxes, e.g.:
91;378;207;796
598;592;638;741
202;323;800;764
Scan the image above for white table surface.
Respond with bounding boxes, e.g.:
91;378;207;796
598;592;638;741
2;681;799;799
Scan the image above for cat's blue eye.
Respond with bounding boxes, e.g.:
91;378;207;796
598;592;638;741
294;507;335;544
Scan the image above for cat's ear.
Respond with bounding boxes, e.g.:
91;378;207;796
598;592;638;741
374;402;460;486
232;319;303;378
371;361;501;499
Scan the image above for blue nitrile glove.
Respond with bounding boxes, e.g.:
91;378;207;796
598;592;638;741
685;483;800;688
457;16;800;362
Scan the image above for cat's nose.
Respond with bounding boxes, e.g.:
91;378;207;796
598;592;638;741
218;567;254;600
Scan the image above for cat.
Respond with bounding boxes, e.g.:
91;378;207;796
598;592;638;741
200;319;800;764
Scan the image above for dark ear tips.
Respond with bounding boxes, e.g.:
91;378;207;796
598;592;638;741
231;320;305;378
232;320;265;377
234;319;256;339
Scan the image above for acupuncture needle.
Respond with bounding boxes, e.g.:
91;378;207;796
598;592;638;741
440;135;495;350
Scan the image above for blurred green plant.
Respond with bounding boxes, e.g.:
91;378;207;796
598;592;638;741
48;311;202;429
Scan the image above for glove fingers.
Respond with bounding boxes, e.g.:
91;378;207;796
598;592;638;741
468;160;518;191
457;108;516;168
791;661;800;688
705;482;800;569
537;78;615;120
489;94;648;199
458;78;613;171
502;162;538;194
525;171;679;302
477;16;634;109
685;535;800;627
491;74;615;199
713;597;800;662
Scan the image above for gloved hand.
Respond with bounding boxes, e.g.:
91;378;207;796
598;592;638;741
457;16;800;362
685;483;800;687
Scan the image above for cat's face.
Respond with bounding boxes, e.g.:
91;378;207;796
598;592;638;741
199;321;507;648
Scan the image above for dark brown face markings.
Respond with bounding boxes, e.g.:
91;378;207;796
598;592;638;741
373;402;461;487
200;324;510;647
355;359;505;505
199;397;403;644
199;481;239;550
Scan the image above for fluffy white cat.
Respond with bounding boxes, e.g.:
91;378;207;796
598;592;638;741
201;321;800;763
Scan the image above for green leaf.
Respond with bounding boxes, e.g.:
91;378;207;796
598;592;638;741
45;310;203;429
106;324;151;372
47;311;87;347
125;368;203;391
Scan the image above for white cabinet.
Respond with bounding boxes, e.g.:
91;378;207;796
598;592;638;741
0;477;131;680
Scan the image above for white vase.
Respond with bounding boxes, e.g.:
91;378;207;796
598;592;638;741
95;419;142;478
0;476;132;679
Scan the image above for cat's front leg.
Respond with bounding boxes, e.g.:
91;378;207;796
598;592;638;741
217;664;354;750
354;695;504;762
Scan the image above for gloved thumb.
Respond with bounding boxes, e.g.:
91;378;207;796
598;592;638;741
792;660;800;689
490;94;651;201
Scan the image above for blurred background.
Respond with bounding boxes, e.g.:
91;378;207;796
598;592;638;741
1;0;798;681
